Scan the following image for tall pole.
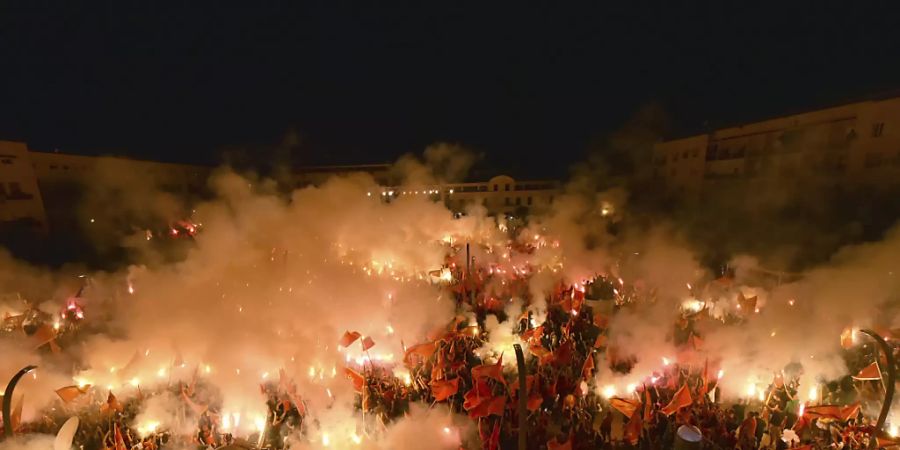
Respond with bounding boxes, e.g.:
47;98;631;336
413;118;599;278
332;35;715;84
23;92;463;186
2;365;37;439
859;329;895;449
513;344;527;450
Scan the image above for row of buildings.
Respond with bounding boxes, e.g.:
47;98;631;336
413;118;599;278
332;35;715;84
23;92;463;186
0;140;559;234
649;94;900;200
5;92;900;236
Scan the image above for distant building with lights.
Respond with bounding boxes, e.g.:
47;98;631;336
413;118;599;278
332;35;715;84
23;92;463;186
649;94;900;201
379;175;560;217
1;141;561;235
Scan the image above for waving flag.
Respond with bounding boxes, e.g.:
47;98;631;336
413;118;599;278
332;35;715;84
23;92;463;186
609;397;640;418
852;362;881;380
467;394;507;419
344;367;366;392
361;336;376;351
472;355;505;384
55;385;90;403
661;383;692;415
339;331;361;348
100;391;123;414
430;378;460;401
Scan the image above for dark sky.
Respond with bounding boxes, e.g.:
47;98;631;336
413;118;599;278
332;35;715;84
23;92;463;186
2;3;899;178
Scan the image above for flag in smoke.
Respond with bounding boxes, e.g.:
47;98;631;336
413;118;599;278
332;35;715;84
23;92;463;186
340;330;362;348
55;385;90;403
851;361;881;380
430;377;460;401
661;383;692;415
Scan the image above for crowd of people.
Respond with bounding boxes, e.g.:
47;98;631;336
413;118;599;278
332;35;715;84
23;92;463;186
1;243;898;450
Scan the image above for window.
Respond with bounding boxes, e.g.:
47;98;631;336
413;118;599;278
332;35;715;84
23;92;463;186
673;154;679;162
527;196;533;206
9;182;22;194
493;185;498;192
50;165;58;169
505;197;510;206
549;195;554;204
1;159;11;165
515;197;521;206
504;184;510;191
873;122;885;137
692;148;699;158
0;184;6;196
682;151;688;159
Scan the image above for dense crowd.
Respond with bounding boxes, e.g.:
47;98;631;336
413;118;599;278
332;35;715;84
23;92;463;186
1;246;898;450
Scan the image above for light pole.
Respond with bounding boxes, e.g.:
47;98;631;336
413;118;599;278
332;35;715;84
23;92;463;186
2;365;37;439
514;344;527;450
857;329;895;449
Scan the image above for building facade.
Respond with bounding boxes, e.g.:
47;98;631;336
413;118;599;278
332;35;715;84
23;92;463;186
0;140;213;232
380;175;560;217
651;95;900;200
0;141;48;228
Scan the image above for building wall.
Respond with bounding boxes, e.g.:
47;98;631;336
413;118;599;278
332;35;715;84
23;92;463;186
380;175;560;216
652;96;900;200
0;141;47;228
0;142;214;233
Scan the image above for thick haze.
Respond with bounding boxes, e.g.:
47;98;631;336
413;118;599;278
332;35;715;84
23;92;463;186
0;143;898;448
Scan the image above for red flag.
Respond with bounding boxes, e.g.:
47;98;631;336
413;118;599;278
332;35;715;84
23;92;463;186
698;359;709;397
467;395;507;419
661;383;692;415
344;367;366;392
339;331;361;348
852;362;881;380
463;378;492;411
609;397;640;418
100;391;123;414
32;323;57;349
471;355;505;384
643;385;653;421
581;354;595;381
55;385;90;403
361;336;375;351
624;408;642;445
114;423;128;450
430;378;460;401
404;341;436;364
803;403;861;422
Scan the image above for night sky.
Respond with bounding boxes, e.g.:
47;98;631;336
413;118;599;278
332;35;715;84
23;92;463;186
2;3;899;178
